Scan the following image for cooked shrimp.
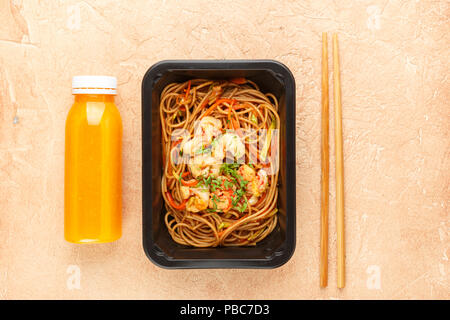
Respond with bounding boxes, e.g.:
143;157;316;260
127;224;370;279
248;169;268;202
212;132;245;160
194;116;222;144
180;186;191;200
188;154;221;178
180;136;202;156
180;116;221;157
237;165;268;205
209;189;232;212
186;187;210;212
238;164;256;182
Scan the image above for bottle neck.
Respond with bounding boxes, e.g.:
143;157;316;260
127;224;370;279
74;94;115;103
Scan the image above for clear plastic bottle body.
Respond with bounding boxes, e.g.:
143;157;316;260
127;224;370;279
64;94;122;243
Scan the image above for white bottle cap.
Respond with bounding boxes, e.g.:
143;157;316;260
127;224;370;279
72;76;117;94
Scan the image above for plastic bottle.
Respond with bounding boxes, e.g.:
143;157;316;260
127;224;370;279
65;76;122;243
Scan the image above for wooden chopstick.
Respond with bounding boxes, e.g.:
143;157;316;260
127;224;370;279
320;32;329;288
333;33;345;289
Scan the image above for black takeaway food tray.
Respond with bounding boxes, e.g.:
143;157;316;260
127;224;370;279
142;60;296;268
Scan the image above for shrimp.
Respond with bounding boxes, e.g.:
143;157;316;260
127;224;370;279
238;165;269;205
194;116;222;144
180;136;203;157
209;189;232;212
180;116;222;157
180;186;191;200
238;164;256;182
188;154;221;178
248;169;268;204
185;187;210;212
212;132;245;160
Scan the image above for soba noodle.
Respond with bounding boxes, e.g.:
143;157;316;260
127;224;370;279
160;78;279;247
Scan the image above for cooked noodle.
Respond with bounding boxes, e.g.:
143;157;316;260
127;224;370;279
160;78;279;247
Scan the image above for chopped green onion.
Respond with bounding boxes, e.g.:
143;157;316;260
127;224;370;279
224;180;233;189
238;199;248;213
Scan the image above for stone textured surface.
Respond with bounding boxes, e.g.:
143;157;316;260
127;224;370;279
0;0;448;299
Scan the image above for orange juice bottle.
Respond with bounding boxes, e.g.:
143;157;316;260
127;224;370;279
65;76;122;243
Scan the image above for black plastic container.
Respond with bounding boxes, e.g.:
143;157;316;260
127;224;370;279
142;60;296;268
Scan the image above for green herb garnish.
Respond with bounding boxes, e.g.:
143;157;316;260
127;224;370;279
223;180;233;190
238;200;248;213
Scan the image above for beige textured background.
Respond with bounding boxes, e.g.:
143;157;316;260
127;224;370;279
0;0;449;299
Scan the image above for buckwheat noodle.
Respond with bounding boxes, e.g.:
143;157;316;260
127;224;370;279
160;79;280;247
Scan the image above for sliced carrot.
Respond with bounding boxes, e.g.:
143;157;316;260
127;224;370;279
199;98;209;110
166;192;188;210
230;77;247;84
200;98;236;119
227;100;236;129
172;139;183;148
200;104;218;119
185;80;191;99
181;179;198;187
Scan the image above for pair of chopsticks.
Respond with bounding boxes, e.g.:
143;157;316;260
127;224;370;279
320;32;345;289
